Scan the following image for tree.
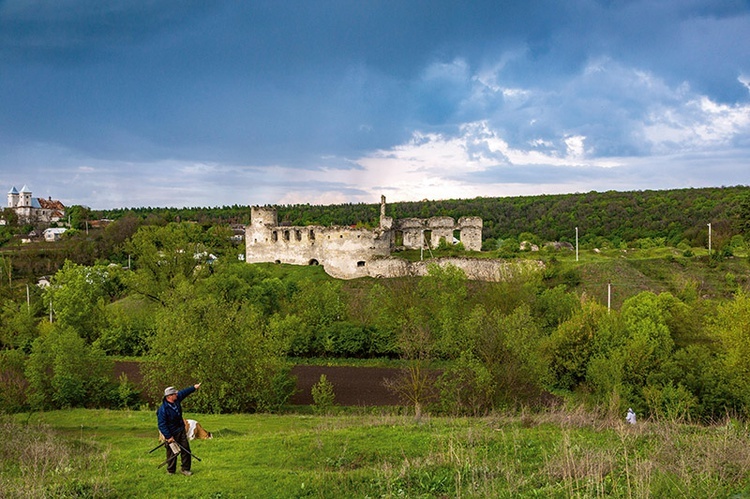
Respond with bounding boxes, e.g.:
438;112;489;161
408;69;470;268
619;292;674;387
710;293;750;415
66;205;92;231
533;284;581;331
436;350;495;416
0;300;39;350
735;192;750;236
418;263;469;359
477;304;548;407
43;261;123;343
385;306;436;419
124;223;214;303
25;324;112;410
143;281;294;413
94;297;157;356
545;300;609;390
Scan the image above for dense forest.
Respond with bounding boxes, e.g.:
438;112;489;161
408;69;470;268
91;185;750;246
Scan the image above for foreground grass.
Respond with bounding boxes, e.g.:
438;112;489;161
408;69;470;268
5;408;750;498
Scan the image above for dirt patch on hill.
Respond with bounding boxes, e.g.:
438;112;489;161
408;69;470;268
113;361;405;406
290;365;402;406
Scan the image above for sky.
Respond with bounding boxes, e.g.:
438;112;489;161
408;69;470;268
1;1;749;210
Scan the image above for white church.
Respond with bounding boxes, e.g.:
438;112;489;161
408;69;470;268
6;185;66;224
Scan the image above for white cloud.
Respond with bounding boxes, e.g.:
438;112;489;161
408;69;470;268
644;96;750;153
740;75;750;93
564;135;586;159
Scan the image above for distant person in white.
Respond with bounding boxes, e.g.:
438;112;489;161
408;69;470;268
626;408;637;425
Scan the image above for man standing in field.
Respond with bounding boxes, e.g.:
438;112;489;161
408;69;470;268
157;383;201;475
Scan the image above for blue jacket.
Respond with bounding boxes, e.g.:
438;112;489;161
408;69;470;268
156;386;196;439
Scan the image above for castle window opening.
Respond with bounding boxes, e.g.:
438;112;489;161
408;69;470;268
283;230;290;241
309;230;315;240
272;231;278;242
309;259;319;266
357;261;365;267
274;260;281;264
453;229;461;243
295;230;302;241
423;230;432;247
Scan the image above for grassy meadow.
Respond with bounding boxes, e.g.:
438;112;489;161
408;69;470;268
4;408;750;498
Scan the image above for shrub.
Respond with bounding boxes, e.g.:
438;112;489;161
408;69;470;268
643;381;697;422
332;322;369;356
311;374;336;413
436;351;495;416
113;373;141;410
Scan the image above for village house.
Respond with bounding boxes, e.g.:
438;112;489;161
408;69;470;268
43;227;67;242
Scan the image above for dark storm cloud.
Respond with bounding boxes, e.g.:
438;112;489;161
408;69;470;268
0;0;747;208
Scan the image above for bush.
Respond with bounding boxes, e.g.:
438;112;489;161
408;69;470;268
643;381;697;422
330;322;369;357
311;374;336;413
112;373;141;410
436;351;495;416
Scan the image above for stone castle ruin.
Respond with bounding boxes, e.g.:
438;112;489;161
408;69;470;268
246;196;491;279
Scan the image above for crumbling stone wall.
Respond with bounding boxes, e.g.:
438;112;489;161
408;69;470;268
245;197;486;280
367;257;543;281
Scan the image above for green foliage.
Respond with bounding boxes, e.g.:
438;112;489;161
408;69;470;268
419;264;469;359
43;261;124;343
143;281;294;413
315;322;370;357
311;374;336;413
293;280;346;331
534;284;581;330
496;236;519;258
113;373;141;410
25;326;113;410
95;297;156;356
66;205;92;231
545;300;611;390
0;349;28;413
619;292;675;387
360;283;400;356
436;350;495;416
710;293;750;416
643;381;697;422
124;222;215;303
0;299;39;351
